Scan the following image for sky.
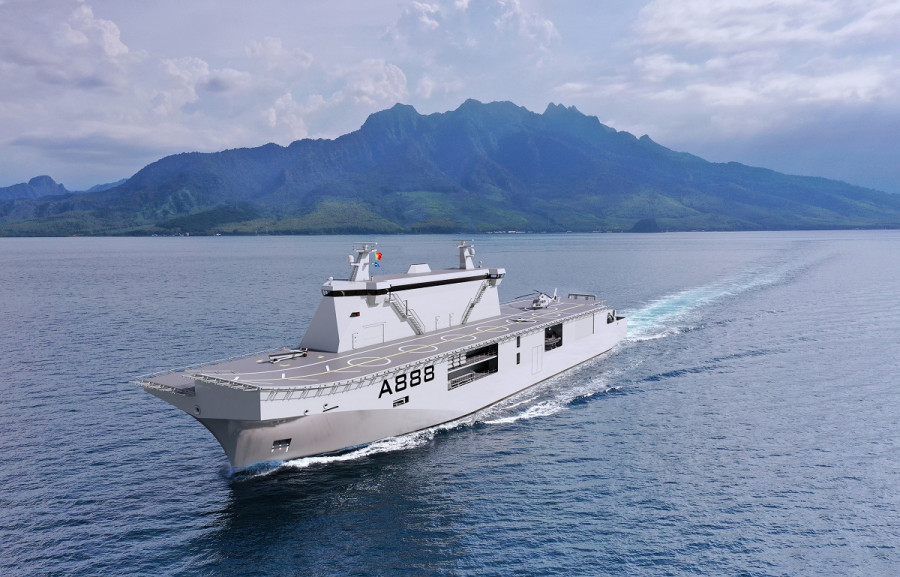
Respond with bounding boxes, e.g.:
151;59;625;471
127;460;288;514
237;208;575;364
1;0;899;193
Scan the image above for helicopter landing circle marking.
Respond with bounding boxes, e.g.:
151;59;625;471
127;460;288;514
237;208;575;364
476;325;509;333
347;356;392;367
441;334;477;341
399;344;439;353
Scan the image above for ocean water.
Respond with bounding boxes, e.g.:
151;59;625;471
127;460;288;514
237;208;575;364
1;231;898;576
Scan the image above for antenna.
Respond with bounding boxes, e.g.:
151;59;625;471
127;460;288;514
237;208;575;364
455;239;475;269
349;241;378;281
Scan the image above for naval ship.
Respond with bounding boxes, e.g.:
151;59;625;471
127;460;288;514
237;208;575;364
140;240;626;469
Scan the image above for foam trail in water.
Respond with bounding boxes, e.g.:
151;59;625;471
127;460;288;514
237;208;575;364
236;414;480;478
625;259;794;342
483;259;801;425
482;398;571;426
480;358;643;427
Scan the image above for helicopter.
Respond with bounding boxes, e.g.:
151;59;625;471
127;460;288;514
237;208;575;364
515;288;559;309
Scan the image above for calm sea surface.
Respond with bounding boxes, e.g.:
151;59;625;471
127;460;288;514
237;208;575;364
1;232;898;576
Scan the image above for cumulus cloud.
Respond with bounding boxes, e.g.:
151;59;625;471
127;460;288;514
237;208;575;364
156;57;251;107
264;93;308;140
0;0;136;97
341;59;408;106
151;56;209;116
494;0;558;51
63;3;129;60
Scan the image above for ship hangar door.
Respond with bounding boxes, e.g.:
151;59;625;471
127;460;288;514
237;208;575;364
532;344;543;374
352;323;385;349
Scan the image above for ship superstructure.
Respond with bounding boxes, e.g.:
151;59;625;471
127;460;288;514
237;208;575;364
140;240;626;469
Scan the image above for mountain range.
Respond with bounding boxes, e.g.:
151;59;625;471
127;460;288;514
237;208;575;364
2;99;899;235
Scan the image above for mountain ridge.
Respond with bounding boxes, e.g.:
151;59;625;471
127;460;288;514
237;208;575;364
2;100;899;235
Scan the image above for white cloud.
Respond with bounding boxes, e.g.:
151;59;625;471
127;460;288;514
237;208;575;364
246;36;313;75
384;0;565;107
633;53;699;83
639;0;900;51
494;0;558;49
835;1;900;41
155;56;209;113
0;0;135;96
341;59;408;106
64;3;128;59
264;93;308;140
416;75;437;99
410;1;441;30
618;1;900;131
415;73;463;99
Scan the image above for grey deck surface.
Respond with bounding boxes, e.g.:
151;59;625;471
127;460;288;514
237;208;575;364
145;297;610;391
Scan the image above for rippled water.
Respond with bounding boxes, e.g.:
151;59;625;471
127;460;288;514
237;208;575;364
1;232;898;576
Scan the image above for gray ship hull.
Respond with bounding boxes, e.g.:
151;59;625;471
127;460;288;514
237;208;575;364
146;310;625;468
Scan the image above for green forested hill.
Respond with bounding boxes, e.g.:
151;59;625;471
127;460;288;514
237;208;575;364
2;99;899;235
